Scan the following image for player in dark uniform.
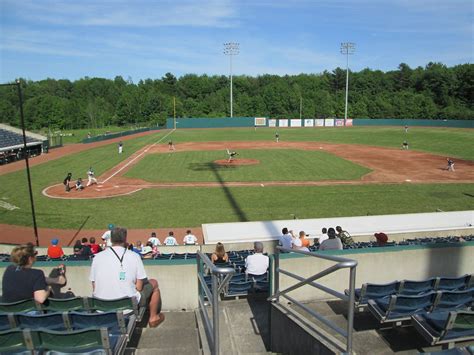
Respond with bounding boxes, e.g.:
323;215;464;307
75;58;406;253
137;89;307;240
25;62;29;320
168;140;175;151
275;132;279;142
63;173;72;192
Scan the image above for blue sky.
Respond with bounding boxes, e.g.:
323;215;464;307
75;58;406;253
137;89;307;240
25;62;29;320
0;0;472;82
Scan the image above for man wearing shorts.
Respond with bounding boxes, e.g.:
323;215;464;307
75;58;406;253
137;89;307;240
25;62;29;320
89;227;164;328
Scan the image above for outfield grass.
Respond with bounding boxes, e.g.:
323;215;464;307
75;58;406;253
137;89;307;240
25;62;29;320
169;127;474;161
0;127;473;231
124;149;371;182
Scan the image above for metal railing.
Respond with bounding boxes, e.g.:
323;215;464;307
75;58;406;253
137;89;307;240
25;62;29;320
196;251;235;355
270;247;358;354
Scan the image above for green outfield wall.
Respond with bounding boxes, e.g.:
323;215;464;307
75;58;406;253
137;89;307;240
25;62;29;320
166;117;255;129
167;117;473;129
82;126;161;144
353;118;474;128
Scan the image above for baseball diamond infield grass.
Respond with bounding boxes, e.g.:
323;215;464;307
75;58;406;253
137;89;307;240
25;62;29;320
124;150;371;182
0;126;473;231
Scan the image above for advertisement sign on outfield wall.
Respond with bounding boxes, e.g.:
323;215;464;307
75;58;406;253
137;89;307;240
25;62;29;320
325;118;335;127
290;119;302;127
346;119;353;126
278;119;289;127
254;117;266;126
304;119;314;127
315;119;325;127
268;119;277;127
335;119;344;126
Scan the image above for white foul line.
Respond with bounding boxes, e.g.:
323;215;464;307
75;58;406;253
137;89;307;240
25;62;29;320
101;129;175;184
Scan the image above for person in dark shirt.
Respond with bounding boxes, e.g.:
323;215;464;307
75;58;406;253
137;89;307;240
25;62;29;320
1;244;62;303
211;242;229;265
73;240;83;255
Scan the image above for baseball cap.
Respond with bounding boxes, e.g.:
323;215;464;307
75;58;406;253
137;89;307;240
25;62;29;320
108;224;115;230
374;232;388;243
51;238;59;245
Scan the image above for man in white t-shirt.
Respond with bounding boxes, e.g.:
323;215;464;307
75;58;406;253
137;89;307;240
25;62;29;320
148;232;161;247
163;231;178;246
183;230;198;245
89;227;164;328
318;227;329;244
101;224;114;248
245;242;269;277
292;237;309;252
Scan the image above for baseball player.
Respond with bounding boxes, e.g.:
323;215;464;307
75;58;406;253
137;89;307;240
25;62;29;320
118;141;123;154
275;132;279;142
446;158;455;172
168;140;176;151
87;167;98;186
226;148;238;163
63;172;72;192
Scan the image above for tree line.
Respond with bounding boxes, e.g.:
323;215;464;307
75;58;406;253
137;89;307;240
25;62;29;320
0;62;472;130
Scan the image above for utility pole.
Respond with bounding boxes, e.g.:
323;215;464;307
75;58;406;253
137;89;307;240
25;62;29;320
340;42;355;125
223;42;239;118
299;96;302;120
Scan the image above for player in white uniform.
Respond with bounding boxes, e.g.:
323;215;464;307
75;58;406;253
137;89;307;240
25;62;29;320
87;167;98;186
183;230;198;245
101;224;114;248
226;149;238;163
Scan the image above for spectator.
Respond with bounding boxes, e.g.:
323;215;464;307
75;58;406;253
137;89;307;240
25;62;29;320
374;232;388;246
318;227;329;244
141;241;154;259
101;223;114;248
81;238;92;257
245;242;269;278
299;231;310;248
163;231;179;246
336;226;354;247
128;243;141;256
73;240;83;255
279;227;293;251
2;244;66;303
211;242;229;265
47;238;64;259
183;230;198;245
319;228;343;251
148;232;161;247
89;237;102;254
89;227;165;328
135;241;143;252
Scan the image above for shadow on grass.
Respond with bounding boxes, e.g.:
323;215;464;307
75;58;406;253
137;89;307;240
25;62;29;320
66;215;90;246
189;161;247;222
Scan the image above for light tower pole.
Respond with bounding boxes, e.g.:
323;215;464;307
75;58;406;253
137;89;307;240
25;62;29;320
340;42;355;124
223;42;239;118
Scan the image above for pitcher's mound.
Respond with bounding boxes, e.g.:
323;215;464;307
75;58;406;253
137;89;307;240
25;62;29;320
214;159;260;166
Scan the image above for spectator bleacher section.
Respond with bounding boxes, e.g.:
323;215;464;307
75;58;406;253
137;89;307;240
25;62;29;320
0;124;47;165
0;296;141;354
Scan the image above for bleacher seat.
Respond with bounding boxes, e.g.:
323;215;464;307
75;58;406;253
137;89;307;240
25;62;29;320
412;310;474;348
43;297;88;312
368;292;437;325
346;281;400;310
437;275;472;291
15;312;68;331
399;278;438;295
0;299;41;313
0;314;13;331
69;310;135;340
431;290;474;313
88;296;144;322
0;328;38;354
225;281;253;297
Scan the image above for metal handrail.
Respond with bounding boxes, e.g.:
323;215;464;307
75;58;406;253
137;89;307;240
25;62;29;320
270;246;358;354
197;251;235;355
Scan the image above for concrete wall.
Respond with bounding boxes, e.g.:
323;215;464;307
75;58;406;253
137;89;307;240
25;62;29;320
203;211;474;244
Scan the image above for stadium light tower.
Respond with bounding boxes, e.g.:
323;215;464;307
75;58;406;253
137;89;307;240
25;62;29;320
340;42;355;124
223;42;239;118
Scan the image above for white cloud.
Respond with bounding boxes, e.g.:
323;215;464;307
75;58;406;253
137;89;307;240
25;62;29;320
4;0;239;28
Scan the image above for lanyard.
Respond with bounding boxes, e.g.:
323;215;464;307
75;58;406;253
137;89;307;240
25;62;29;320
110;247;127;267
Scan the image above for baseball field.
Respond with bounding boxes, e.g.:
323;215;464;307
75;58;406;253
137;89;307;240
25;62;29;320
0;126;473;245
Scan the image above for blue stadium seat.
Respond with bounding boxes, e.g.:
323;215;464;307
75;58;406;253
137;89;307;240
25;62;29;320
225;281;253;297
0;314;15;331
15;312;68;331
431;289;474;313
68;310;135;340
346;281;400;310
368;292;437;325
412;310;474;347
437;275;472;291
399;278;437;296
